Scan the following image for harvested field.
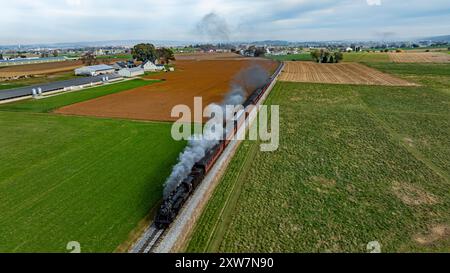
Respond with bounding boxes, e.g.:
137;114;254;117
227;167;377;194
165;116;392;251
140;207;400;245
0;61;83;78
174;52;245;61
279;62;415;86
343;52;390;63
55;59;278;122
389;52;450;63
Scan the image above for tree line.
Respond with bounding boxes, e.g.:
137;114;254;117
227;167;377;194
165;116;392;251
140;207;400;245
131;43;175;64
80;43;176;66
310;49;343;63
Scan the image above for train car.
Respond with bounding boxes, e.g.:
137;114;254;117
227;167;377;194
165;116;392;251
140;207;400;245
223;119;239;147
195;142;224;174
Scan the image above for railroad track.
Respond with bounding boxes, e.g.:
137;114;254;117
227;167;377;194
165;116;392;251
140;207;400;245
130;225;165;253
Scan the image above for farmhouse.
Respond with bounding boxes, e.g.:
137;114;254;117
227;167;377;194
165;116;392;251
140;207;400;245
75;64;115;76
142;61;166;72
118;67;145;78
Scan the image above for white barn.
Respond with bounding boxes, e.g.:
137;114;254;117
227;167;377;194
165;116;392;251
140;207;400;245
75;64;115;76
118;67;145;78
142;61;166;72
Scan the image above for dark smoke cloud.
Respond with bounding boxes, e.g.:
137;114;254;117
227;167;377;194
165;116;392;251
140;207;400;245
374;31;397;40
232;65;270;92
196;12;230;41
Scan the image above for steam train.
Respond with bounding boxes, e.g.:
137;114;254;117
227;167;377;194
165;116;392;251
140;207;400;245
155;63;283;229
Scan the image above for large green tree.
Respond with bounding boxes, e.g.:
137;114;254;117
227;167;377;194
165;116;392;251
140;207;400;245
310;49;343;63
132;43;157;62
310;50;322;62
156;47;176;64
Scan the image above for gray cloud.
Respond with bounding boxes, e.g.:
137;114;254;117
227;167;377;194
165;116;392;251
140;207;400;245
1;0;450;44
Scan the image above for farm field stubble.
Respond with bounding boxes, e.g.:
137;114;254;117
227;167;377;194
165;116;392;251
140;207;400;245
388;52;450;63
279;62;415;86
187;63;450;252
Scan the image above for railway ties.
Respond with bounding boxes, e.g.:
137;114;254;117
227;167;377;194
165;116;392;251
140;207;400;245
130;225;165;253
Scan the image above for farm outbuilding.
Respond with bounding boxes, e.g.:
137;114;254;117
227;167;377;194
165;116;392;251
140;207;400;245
112;62;128;70
75;64;115;76
142;61;166;72
118;67;145;78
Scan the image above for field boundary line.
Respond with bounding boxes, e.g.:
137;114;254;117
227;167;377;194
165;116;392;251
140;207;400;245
204;140;260;252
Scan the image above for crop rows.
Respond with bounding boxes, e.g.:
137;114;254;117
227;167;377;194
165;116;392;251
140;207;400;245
279;62;415;86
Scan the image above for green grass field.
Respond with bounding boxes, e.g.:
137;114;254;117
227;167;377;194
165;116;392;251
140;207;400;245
266;53;313;62
343;52;390;63
186;63;450;253
0;79;159;113
0;112;185;252
0;78;185;252
96;54;132;60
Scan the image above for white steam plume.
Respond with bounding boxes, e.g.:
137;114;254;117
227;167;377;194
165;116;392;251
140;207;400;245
162;64;270;198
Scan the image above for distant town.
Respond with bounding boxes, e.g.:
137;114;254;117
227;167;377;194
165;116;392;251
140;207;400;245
1;35;449;66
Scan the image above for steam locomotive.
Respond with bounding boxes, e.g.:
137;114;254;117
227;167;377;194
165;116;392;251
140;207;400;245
155;63;283;229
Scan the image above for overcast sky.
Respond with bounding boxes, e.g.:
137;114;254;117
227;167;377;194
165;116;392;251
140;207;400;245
1;0;450;45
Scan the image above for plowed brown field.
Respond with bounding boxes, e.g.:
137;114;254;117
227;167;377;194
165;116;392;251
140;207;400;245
388;52;450;63
175;52;245;61
55;59;277;122
0;61;83;78
279;62;415;86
